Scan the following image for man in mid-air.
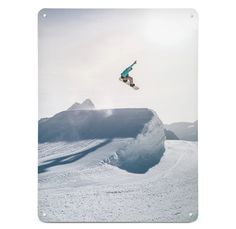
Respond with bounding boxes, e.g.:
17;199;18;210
120;60;137;87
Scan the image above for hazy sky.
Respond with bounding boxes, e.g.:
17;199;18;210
38;9;198;124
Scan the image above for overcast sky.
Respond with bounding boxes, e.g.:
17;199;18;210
38;9;198;124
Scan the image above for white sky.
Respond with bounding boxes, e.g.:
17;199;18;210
38;9;198;124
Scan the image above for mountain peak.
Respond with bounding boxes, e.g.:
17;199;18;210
67;102;81;111
67;99;95;111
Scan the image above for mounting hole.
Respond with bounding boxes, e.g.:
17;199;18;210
189;212;193;217
43;213;47;216
43;13;47;18
190;14;194;18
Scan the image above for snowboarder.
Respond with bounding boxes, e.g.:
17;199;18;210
120;60;137;87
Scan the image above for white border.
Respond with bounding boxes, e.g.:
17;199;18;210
1;0;236;228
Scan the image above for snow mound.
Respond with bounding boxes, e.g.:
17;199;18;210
104;111;166;173
38;107;166;174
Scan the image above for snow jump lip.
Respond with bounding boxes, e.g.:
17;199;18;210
106;147;165;174
103;111;166;174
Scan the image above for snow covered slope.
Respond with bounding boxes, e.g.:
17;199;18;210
38;108;197;222
38;140;197;222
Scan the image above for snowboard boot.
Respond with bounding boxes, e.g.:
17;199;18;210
121;76;127;82
130;83;135;87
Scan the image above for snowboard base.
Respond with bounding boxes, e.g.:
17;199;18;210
119;78;139;90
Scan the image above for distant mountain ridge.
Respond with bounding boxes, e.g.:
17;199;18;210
67;99;95;111
38;99;197;142
38;99;95;123
165;121;198;141
164;129;179;140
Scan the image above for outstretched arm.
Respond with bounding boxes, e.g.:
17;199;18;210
129;60;137;68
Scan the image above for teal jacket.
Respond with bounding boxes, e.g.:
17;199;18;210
121;63;136;77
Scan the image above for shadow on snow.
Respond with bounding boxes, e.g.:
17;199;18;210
38;139;112;174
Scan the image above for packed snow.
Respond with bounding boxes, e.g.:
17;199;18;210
38;140;197;222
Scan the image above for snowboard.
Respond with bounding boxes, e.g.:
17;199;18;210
119;78;139;90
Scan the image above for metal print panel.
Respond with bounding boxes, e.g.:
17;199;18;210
38;8;198;222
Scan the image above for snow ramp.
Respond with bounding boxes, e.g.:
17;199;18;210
104;111;166;173
38;108;166;173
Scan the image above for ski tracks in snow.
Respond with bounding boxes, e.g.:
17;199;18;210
38;140;197;222
162;149;186;178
